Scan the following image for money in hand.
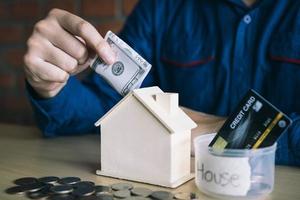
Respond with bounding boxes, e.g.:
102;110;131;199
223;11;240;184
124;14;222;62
90;31;152;96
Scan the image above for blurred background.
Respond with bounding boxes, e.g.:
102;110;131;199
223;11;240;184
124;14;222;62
0;0;138;125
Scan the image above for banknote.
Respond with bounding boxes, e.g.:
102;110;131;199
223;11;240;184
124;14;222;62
90;31;152;96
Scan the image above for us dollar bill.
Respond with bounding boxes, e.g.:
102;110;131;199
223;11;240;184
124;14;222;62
90;31;152;96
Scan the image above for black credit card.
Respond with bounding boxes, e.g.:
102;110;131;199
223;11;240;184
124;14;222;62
209;89;292;150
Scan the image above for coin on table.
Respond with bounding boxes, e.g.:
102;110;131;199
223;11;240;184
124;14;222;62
78;195;99;200
14;177;38;186
27;184;52;199
124;197;151;200
47;194;76;200
114;189;131;198
94;185;111;196
5;185;26;195
22;182;47;193
38;176;60;184
73;185;95;197
95;191;112;197
51;185;73;195
58;177;81;185
96;193;114;200
174;192;197;200
131;187;152;197
150;191;174;200
111;183;133;191
74;181;95;188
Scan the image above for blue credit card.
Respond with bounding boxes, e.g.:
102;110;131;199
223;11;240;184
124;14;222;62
209;89;292;150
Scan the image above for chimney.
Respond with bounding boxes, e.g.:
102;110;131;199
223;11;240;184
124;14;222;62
154;93;178;115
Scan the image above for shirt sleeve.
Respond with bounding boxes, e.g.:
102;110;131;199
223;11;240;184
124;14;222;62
27;0;156;137
275;113;300;166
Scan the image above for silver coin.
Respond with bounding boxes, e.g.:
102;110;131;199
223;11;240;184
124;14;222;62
38;176;60;184
124;197;151;200
151;191;174;200
47;194;75;200
174;192;196;200
27;184;52;199
5;185;26;195
96;193;114;200
131;187;152;197
27;192;49;199
114;189;131;198
78;195;100;200
94;185;111;196
14;177;38;186
51;185;73;194
58;177;81;185
74;181;95;188
73;185;95;197
22;182;47;193
95;191;113;198
111;183;133;191
27;191;49;199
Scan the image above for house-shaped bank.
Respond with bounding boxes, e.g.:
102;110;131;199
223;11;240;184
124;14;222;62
95;86;197;188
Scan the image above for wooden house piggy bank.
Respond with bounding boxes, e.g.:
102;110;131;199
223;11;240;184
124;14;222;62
95;86;197;188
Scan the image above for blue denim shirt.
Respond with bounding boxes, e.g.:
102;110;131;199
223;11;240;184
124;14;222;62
28;0;300;166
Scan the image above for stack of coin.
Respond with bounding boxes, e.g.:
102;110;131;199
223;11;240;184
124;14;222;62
5;176;198;200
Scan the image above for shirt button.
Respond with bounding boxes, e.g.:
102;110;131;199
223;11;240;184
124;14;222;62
243;15;252;24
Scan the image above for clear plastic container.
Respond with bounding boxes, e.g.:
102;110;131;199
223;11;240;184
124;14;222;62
194;133;276;200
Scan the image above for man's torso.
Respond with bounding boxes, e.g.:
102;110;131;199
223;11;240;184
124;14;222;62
143;0;300;116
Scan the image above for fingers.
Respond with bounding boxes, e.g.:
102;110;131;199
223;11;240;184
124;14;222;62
24;54;69;83
43;41;79;74
24;51;70;98
33;19;89;65
43;40;93;75
76;57;95;74
49;9;116;64
24;8;114;98
26;34;77;75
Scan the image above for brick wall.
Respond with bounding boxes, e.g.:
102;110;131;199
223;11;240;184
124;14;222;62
0;0;138;125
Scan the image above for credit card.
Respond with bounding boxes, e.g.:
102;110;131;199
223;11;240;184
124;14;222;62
209;89;292;150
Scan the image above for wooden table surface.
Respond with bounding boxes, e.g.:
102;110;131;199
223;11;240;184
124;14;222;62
0;123;299;200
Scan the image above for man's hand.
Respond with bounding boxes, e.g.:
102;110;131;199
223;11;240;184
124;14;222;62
24;9;116;98
182;107;226;156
